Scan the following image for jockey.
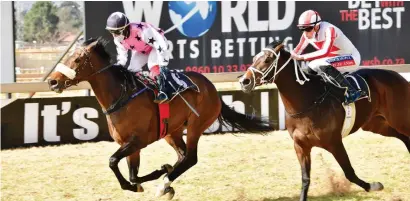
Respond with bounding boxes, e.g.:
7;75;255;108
291;10;362;105
106;12;171;104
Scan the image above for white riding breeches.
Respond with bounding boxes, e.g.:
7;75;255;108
127;50;162;72
308;51;361;73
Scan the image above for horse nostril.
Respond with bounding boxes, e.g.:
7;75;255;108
242;78;251;86
48;79;57;86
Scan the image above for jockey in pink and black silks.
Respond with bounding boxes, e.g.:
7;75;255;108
105;12;171;104
291;10;362;104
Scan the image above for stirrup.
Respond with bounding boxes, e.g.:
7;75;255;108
154;92;168;104
154;98;167;104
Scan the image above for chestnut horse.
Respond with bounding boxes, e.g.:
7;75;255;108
239;41;410;201
48;38;274;199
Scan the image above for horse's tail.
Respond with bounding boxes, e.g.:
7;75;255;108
217;98;275;134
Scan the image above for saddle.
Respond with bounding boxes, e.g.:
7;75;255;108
319;71;371;103
103;69;199;115
135;70;200;101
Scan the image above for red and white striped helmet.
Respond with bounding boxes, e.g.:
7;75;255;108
297;10;322;28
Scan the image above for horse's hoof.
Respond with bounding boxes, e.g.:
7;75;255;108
162;164;174;174
369;182;384;191
136;184;144;192
164;187;175;200
155;186;174;199
122;183;144;192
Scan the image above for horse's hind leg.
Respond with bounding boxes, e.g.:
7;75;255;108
164;130;187;168
155;113;216;198
155;129;201;198
325;140;384;192
363;116;410;153
126;151;144;192
376;127;410;153
394;133;410;153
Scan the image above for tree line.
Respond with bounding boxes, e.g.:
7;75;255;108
15;1;83;44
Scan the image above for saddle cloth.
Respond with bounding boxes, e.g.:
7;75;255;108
344;73;371;102
134;71;200;140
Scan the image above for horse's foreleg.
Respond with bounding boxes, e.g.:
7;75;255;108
326;140;384;192
109;135;142;192
294;142;312;201
127;151;170;186
135;166;171;183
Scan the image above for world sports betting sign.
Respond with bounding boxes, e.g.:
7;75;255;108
1;89;279;149
84;1;409;73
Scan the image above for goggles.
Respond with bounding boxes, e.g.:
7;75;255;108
298;26;314;32
108;29;124;35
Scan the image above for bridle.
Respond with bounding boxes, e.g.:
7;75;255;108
244;46;340;118
245;47;310;89
55;45;144;115
55;46;113;88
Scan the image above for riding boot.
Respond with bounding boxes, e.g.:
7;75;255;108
154;66;171;104
320;65;362;105
154;75;169;104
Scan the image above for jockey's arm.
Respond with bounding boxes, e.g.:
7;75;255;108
142;25;170;67
113;39;128;66
292;34;309;55
300;27;336;61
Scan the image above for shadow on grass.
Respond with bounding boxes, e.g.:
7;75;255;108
239;191;379;201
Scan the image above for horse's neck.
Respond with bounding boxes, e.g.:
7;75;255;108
87;65;124;111
274;57;322;113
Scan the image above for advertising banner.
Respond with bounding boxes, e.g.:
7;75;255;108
1;89;279;149
84;1;409;73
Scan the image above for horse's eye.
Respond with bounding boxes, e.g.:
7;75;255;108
74;58;80;63
264;57;272;63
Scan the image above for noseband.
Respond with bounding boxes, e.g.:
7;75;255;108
55;47;113;88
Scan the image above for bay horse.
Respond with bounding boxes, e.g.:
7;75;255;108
239;41;410;201
47;38;274;199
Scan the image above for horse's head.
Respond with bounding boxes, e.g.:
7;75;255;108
48;38;110;93
239;42;286;93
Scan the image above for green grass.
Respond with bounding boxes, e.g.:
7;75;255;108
1;130;409;201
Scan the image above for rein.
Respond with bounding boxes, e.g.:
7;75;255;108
55;46;148;115
246;46;335;117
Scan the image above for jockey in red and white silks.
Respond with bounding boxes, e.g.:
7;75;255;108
291;10;361;71
106;12;171;103
291;10;362;104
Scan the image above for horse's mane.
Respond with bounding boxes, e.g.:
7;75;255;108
266;40;283;50
266;40;291;57
82;37;112;62
82;37;142;89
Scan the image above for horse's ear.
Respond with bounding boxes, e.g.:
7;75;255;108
274;43;284;53
86;40;99;50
